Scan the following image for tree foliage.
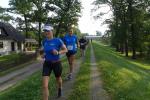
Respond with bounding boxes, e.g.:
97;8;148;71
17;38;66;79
93;0;150;59
0;0;82;47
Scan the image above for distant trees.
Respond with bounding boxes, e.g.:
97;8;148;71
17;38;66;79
93;0;150;59
96;31;102;36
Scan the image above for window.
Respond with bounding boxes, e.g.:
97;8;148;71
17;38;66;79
0;42;3;48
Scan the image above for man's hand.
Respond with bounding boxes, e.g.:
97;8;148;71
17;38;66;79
41;54;45;58
52;49;59;55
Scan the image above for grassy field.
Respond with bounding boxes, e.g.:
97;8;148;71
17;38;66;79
68;45;91;100
93;41;150;100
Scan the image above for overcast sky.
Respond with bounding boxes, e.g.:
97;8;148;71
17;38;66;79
78;0;112;35
0;0;112;35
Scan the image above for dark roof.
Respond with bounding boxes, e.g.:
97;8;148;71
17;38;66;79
0;22;25;42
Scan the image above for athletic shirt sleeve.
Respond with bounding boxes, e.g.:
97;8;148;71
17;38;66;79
63;35;67;45
41;39;46;48
75;35;78;44
57;38;64;48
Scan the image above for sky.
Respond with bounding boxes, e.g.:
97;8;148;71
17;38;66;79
79;0;112;35
0;0;112;35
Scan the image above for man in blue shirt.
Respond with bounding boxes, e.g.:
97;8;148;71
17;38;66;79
41;24;67;100
63;28;79;80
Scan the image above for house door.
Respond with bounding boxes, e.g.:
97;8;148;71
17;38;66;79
11;42;15;51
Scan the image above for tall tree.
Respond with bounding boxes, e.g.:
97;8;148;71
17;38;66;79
9;0;32;38
29;0;48;47
46;0;81;37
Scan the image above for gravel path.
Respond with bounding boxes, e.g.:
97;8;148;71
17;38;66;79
90;44;110;100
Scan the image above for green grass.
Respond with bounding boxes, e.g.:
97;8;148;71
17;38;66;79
0;57;69;100
68;46;91;100
0;53;25;61
0;60;37;76
0;53;36;73
93;41;150;100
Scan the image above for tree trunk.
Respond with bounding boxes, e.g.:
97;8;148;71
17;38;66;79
24;14;28;38
38;22;41;47
116;44;120;52
121;44;124;54
147;45;150;59
55;21;62;37
125;40;128;57
131;24;136;59
139;48;143;57
128;0;136;59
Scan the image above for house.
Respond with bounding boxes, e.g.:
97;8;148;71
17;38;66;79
0;22;25;56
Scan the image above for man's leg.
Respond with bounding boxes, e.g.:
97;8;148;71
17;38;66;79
80;49;82;57
69;55;75;73
67;55;75;79
83;47;86;56
53;62;63;97
56;77;62;97
42;76;49;100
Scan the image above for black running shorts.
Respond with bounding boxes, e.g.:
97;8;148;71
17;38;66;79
66;51;77;57
80;45;86;50
42;61;62;77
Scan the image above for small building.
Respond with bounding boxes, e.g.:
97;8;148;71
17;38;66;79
25;38;38;51
0;22;25;56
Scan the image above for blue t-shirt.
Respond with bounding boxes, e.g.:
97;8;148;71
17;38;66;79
42;38;64;61
63;34;78;52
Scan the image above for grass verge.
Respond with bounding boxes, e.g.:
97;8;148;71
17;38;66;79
0;60;38;76
93;41;150;100
68;46;91;100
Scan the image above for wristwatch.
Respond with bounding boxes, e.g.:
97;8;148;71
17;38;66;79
57;51;60;55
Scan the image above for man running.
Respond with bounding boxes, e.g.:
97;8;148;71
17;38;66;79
41;24;67;100
63;28;78;80
79;36;87;57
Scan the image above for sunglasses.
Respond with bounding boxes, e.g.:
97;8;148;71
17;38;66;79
43;30;52;32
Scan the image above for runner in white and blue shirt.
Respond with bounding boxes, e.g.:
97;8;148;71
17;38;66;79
41;24;67;99
63;34;78;55
63;28;79;80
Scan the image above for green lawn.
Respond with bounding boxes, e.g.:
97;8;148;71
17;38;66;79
93;41;150;100
68;45;91;100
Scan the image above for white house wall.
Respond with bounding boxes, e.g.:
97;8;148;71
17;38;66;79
15;42;18;53
0;40;12;55
0;40;23;55
21;43;24;51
